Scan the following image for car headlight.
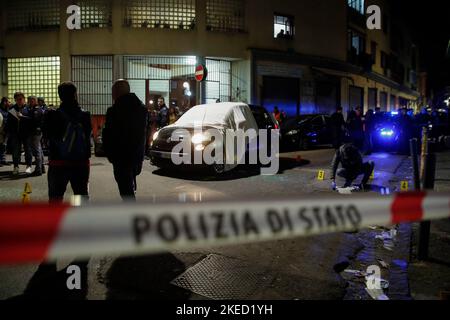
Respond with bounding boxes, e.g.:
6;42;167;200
153;131;160;141
286;130;299;136
191;133;209;144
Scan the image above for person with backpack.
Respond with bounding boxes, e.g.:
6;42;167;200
45;82;92;202
330;143;375;191
102;79;148;201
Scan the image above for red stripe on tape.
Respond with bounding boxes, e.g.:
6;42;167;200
391;192;426;224
0;204;70;265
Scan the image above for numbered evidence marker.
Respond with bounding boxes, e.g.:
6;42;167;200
400;181;409;192
317;170;325;181
24;183;32;194
22;193;30;204
22;183;32;204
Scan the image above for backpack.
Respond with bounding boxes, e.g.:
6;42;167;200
56;110;89;161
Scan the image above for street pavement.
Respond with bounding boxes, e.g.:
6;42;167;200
0;148;447;300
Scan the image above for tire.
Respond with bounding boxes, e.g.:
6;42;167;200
299;137;310;150
212;163;226;175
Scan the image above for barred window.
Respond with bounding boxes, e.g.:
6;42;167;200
348;0;365;15
123;0;196;30
206;0;246;33
72;56;113;115
205;59;231;104
75;0;112;28
6;0;60;31
7;57;60;107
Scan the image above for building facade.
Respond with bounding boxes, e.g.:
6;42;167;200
0;0;421;131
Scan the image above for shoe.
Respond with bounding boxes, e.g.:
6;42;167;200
32;171;42;177
13;167;19;175
25;167;32;174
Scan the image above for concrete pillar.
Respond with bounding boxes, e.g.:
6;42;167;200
59;0;72;83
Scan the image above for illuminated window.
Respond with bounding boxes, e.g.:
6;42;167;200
274;14;295;39
7;57;60;107
6;0;60;31
123;0;196;30
75;0;112;28
72;56;113;115
206;0;246;33
348;0;365;15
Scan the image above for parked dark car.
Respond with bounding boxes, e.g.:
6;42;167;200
281;114;332;150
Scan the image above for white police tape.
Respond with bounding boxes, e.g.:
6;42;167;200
0;192;448;265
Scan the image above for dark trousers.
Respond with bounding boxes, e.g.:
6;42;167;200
0;139;6;162
26;134;44;173
113;162;143;201
48;165;90;202
337;162;375;187
10;134;32;167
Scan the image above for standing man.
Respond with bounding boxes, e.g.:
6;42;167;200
346;106;365;151
157;97;169;128
330;107;346;149
7;92;33;175
45;82;92;202
0;97;10;166
103;80;148;201
25;96;45;176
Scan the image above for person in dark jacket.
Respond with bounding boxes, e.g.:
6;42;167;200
24;96;45;176
157;97;169;128
0;97;10;165
330;143;375;190
103;80;148;201
346;106;365;151
6;92;33;175
330;107;346;149
45;82;92;202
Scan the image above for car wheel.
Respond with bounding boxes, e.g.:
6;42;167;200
300;137;310;150
212;163;226;175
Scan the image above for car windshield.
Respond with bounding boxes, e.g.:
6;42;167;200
175;105;227;127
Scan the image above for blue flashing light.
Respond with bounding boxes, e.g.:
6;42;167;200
391;111;399;116
380;129;394;137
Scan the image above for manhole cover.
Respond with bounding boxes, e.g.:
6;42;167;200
171;254;272;300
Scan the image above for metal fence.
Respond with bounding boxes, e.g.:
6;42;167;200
71;56;113;115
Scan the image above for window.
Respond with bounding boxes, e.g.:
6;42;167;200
123;0;196;30
206;0;246;33
274;14;295;39
348;30;365;55
381;51;388;69
347;0;365;15
76;0;112;28
6;0;60;31
371;41;377;65
8;57;60;107
72;56;113;115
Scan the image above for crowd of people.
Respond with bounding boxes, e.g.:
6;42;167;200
0;94;49;176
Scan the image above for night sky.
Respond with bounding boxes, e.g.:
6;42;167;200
392;0;450;93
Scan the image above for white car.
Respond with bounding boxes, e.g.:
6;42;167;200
150;102;263;174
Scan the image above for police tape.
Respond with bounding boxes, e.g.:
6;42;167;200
0;192;449;265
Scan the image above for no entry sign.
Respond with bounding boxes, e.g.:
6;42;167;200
195;64;207;82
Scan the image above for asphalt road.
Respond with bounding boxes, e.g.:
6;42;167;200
0;148;409;300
